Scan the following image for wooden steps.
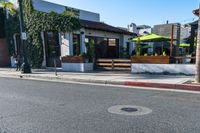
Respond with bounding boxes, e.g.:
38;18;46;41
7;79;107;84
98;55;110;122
96;59;131;70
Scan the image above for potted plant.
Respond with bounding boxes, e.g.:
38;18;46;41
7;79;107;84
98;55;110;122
85;39;95;63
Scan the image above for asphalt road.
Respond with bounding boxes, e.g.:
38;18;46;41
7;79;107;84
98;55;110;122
0;78;200;133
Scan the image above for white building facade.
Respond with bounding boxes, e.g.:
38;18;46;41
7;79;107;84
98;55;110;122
31;0;135;68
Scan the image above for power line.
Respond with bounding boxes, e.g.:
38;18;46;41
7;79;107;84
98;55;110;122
179;17;198;23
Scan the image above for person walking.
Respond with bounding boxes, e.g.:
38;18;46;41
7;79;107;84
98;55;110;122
16;55;21;71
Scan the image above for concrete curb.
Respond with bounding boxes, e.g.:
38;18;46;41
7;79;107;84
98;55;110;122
124;81;200;91
0;73;199;92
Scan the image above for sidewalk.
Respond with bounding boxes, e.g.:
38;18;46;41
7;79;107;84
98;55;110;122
0;68;198;91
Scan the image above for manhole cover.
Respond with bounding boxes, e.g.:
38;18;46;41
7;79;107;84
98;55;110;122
121;107;138;112
108;105;152;116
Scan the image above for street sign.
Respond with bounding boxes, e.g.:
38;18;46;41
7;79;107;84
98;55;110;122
21;32;27;40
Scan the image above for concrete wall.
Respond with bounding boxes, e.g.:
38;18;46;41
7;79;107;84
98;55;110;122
153;23;180;38
181;26;191;40
62;63;93;72
32;0;100;22
131;64;195;75
152;23;181;56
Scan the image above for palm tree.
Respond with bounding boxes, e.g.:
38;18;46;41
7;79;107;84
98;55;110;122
195;6;200;83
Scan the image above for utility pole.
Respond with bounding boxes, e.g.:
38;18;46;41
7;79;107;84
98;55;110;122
170;24;174;57
18;0;31;73
195;4;200;83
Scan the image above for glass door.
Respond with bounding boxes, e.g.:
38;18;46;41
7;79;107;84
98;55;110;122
44;32;61;67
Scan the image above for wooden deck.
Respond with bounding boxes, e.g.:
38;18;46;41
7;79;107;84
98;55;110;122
96;59;131;70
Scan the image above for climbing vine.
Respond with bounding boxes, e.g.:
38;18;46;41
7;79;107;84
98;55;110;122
22;0;80;68
3;0;80;68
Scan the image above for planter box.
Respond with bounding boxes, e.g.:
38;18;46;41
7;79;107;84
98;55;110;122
62;56;85;63
131;56;171;64
61;56;93;72
62;63;94;72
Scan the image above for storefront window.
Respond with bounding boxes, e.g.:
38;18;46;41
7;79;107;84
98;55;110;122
85;36;119;59
108;38;119;58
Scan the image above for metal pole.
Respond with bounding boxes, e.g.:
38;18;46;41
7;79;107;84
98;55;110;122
54;58;57;76
52;51;57;76
18;0;31;73
170;24;174;57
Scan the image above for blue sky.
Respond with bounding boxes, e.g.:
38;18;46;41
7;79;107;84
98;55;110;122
45;0;199;27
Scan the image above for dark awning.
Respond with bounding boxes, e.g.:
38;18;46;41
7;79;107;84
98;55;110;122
80;20;135;36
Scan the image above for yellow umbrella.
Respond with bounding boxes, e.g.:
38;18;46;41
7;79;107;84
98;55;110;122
180;43;190;47
132;34;172;42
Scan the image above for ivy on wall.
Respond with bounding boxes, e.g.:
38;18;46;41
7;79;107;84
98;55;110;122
22;0;81;68
3;0;80;68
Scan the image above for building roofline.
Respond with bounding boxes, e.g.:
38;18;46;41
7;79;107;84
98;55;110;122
42;0;100;16
80;20;136;36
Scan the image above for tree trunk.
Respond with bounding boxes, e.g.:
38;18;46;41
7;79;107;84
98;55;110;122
195;5;200;83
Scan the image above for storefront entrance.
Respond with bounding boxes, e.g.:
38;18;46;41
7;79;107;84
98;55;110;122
44;32;61;67
85;36;119;59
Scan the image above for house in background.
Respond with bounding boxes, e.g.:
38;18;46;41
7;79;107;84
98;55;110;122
0;8;10;67
126;23;152;36
20;0;135;68
180;24;191;41
136;25;152;35
127;23;138;35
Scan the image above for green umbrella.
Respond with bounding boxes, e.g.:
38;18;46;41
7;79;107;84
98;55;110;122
132;34;172;42
180;43;190;47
